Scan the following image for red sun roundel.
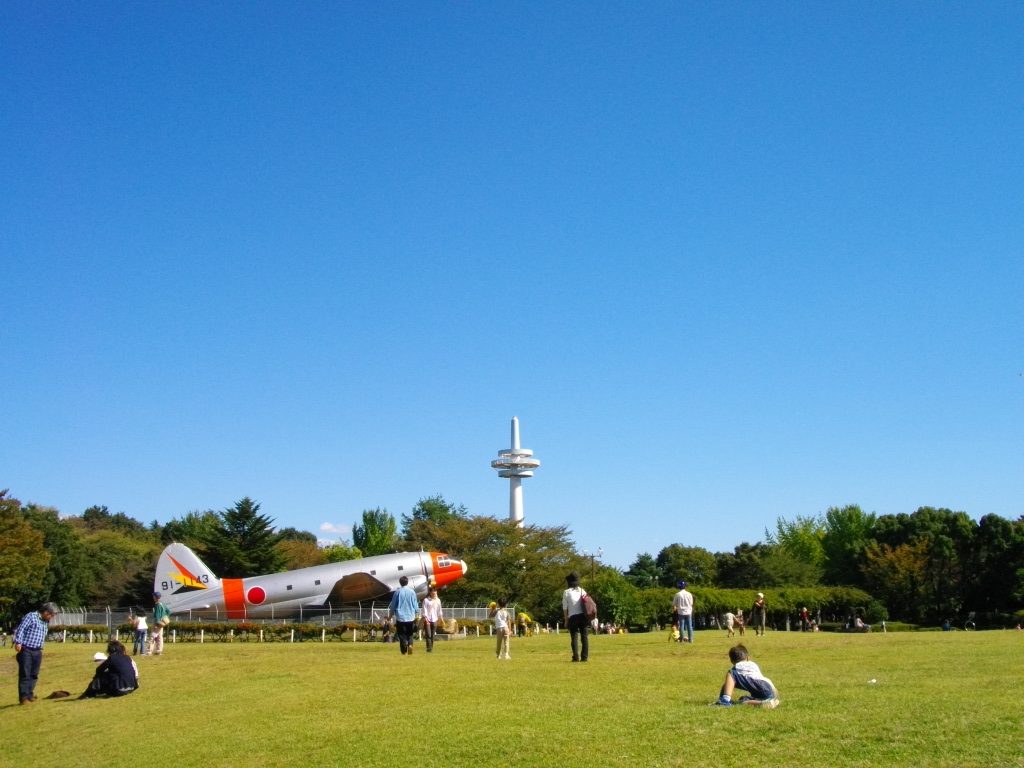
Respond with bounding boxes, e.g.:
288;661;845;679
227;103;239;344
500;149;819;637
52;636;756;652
247;586;266;605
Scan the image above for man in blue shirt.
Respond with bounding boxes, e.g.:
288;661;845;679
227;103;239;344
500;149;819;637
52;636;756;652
13;602;58;704
388;576;419;656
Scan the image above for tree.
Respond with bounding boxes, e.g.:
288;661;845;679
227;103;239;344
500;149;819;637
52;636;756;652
656;544;717;585
80;505;149;538
0;491;50;623
79;529;161;605
321;543;363;563
400;494;467;540
161;510;218;547
352;508;397;556
624;553;663;588
967;514;1024;614
714;543;771;588
861;539;930;622
276;539;327;570
200;497;284;577
766;514;825;583
21;503;90;610
278;527;318;544
821;505;876;587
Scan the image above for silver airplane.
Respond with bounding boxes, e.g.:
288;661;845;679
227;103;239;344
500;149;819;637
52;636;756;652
154;542;468;620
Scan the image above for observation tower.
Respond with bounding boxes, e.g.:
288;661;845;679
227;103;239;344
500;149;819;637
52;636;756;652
490;416;541;527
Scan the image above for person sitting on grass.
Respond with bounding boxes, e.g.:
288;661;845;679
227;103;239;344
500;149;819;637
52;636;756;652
80;641;138;699
711;644;779;709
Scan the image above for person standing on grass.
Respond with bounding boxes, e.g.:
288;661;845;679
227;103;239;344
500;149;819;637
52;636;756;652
149;592;171;655
13;601;59;705
421;586;444;653
489;598;512;659
672;581;694;644
132;612;148;656
388;575;419;655
723;611;736;638
750;593;767;636
561;572;589;663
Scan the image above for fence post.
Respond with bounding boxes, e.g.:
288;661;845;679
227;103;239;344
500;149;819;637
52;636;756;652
321;628;326;643
290;629;295;643
200;629;204;644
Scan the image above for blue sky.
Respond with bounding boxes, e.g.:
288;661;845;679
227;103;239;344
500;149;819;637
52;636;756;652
3;3;1021;569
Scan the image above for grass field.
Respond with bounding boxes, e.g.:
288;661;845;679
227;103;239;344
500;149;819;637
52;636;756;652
2;629;1021;767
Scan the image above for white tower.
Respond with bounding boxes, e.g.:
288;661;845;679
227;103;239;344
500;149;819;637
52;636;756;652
490;416;541;527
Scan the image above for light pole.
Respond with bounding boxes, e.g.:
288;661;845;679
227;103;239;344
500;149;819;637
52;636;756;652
583;547;604;579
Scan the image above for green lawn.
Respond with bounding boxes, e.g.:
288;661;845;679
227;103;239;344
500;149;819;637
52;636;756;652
2;629;1021;767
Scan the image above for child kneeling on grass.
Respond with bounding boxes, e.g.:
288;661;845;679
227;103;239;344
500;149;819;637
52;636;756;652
711;644;779;709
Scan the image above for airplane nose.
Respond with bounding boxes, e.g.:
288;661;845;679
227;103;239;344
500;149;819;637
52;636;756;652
430;554;468;587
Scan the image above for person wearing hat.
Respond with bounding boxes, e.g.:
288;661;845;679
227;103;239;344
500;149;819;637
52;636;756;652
561;573;589;662
149;592;171;656
672;580;695;644
750;592;767;636
12;601;59;704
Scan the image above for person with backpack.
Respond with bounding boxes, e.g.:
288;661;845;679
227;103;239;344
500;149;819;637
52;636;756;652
561;572;590;663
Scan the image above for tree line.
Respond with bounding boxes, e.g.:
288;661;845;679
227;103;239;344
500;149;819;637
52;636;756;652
2;488;1022;629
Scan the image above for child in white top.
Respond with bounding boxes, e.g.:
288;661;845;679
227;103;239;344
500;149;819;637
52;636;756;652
489;598;511;659
711;644;780;708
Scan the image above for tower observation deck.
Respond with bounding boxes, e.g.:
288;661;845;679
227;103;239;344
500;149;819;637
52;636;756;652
490;416;540;527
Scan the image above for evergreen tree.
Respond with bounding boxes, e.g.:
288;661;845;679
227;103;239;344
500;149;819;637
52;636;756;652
200;497;284;577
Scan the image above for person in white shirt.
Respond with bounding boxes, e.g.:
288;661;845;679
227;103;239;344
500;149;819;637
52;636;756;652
711;644;780;708
672;581;695;644
489;598;511;659
421;586;444;653
561;572;589;662
132;613;148;656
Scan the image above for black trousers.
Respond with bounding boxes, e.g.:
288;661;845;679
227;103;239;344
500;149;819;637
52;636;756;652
568;614;590;661
396;621;416;654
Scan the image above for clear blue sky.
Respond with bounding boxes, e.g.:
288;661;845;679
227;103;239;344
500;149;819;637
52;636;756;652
3;3;1021;570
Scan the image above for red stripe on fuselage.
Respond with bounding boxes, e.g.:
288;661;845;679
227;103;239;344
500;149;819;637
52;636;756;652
223;578;246;619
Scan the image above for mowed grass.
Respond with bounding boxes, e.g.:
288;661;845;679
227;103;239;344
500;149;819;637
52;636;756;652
2;629;1021;767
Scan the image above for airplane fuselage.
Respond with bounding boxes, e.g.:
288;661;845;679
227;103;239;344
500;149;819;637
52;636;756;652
156;544;466;620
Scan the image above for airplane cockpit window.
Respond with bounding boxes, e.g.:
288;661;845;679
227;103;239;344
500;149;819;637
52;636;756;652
397;565;404;571
437;556;452;568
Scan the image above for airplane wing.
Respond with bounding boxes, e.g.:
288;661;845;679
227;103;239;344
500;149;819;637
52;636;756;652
324;572;394;605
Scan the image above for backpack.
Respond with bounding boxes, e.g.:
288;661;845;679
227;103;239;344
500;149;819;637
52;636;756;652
580;591;598;621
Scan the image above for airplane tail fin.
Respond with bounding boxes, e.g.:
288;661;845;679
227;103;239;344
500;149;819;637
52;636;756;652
154;543;220;611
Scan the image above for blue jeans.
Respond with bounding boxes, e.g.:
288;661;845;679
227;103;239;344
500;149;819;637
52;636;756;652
17;648;42;701
678;614;694;643
133;629;147;655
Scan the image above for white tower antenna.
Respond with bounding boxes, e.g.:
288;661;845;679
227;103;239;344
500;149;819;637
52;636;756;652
490;416;541;527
